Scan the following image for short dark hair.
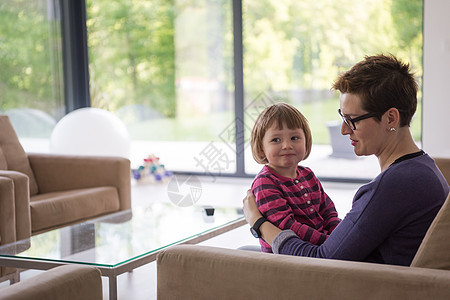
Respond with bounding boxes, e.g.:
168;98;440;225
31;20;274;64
332;54;418;126
250;102;312;164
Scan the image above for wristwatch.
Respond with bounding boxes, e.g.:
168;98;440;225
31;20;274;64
250;217;268;238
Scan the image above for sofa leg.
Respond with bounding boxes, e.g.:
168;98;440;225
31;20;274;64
10;270;20;284
0;270;20;285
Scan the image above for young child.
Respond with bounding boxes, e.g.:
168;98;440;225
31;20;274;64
250;102;340;252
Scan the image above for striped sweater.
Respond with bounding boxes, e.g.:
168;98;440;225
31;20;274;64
251;165;340;252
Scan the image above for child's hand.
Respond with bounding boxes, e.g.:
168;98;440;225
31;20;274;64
243;189;263;226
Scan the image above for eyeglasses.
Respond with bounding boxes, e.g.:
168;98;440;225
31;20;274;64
338;109;377;130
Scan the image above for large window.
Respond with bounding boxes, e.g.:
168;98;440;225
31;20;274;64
2;0;423;182
0;0;64;151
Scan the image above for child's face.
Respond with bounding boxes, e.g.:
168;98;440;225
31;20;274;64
261;122;306;177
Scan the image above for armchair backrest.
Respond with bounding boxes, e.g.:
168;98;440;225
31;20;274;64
0;115;39;195
435;158;450;185
411;193;450;270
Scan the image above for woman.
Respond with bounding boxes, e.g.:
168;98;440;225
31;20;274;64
243;54;449;266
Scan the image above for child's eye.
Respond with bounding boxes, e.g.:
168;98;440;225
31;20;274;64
291;136;300;141
271;138;281;142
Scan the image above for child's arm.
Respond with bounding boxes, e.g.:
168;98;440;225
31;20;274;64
253;178;332;246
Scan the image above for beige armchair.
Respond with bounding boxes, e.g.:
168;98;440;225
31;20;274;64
0;115;131;278
157;159;450;299
158;194;450;299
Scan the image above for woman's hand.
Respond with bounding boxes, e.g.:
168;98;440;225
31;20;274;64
243;189;281;246
243;189;263;226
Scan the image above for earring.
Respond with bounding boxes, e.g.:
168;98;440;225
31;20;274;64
390;127;396;132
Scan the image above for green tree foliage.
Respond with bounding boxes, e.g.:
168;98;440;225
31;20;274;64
0;0;63;114
86;0;176;117
390;0;423;79
243;0;422;97
391;0;423;48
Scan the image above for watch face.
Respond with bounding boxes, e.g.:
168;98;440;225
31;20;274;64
250;227;260;238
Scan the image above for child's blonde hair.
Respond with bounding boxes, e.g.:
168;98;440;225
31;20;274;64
250;102;312;164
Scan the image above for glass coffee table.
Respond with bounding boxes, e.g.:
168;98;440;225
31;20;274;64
0;202;245;299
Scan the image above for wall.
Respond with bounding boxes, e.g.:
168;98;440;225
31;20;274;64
422;0;450;158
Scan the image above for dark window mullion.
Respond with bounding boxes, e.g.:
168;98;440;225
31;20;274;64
60;0;90;113
233;0;245;176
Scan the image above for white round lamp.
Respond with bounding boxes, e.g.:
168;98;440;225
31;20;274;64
50;108;131;158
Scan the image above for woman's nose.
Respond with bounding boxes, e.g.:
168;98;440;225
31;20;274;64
341;121;352;135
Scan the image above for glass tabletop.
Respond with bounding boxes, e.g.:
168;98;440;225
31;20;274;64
0;202;244;267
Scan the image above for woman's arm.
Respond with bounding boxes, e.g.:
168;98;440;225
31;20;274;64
244;185;380;261
244;188;365;259
243;189;281;246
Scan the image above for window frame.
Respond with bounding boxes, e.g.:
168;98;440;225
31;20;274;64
60;0;422;184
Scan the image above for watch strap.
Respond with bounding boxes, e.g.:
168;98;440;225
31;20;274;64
251;217;268;238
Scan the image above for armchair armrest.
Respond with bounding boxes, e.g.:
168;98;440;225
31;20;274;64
0;264;102;300
28;153;131;210
0;176;22;278
0;176;16;245
0;171;31;241
157;245;450;299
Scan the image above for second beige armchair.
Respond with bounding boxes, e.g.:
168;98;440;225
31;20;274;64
0;115;131;278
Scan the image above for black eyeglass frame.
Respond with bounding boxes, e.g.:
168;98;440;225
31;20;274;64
338;109;377;130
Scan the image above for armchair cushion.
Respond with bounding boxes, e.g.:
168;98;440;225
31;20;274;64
30;187;119;233
28;153;131;211
0;116;38;196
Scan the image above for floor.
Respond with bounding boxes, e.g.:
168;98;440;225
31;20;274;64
0;176;360;299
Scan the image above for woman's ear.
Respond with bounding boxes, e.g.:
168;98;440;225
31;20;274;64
385;107;400;129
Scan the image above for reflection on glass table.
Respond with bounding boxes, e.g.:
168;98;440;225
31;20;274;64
0;202;245;299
